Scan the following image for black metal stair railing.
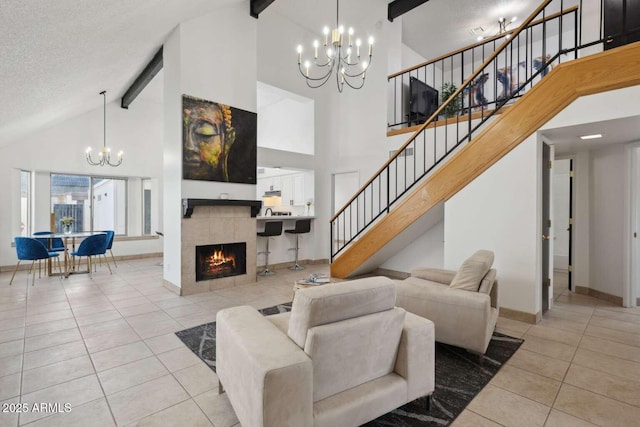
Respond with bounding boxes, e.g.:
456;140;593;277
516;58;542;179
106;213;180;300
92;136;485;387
330;0;585;261
387;5;579;130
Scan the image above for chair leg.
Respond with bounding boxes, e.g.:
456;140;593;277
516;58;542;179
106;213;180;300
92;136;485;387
258;237;276;276
109;249;117;268
9;260;21;286
88;257;93;279
289;235;304;271
30;260;36;286
103;254;112;274
426;395;433;412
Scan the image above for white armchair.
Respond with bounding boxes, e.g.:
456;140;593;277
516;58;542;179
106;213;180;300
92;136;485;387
216;276;435;427
395;250;499;354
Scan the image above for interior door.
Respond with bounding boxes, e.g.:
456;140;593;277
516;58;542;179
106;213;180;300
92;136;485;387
542;143;551;313
604;0;640;50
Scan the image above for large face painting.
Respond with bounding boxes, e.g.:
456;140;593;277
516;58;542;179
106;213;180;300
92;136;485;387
182;95;257;184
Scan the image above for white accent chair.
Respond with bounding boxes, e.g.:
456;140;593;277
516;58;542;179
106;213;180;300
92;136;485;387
216;276;435;427
395;250;499;354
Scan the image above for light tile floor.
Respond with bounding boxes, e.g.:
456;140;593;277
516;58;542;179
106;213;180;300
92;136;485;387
1;259;639;426
454;271;640;427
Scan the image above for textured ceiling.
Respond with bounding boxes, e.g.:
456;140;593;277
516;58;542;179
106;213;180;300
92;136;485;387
401;0;541;59
0;0;241;146
0;0;595;147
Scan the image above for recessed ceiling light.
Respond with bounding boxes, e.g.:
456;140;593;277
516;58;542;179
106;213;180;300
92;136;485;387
580;134;603;140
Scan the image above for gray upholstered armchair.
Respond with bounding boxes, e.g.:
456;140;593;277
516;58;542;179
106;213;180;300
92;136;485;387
216;276;435;427
395;250;499;354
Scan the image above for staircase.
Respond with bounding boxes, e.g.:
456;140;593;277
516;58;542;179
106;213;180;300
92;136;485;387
330;0;640;278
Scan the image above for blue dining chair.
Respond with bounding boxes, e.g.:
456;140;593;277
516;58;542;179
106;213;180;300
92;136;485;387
33;231;66;253
103;230;117;267
70;234;110;278
10;237;62;286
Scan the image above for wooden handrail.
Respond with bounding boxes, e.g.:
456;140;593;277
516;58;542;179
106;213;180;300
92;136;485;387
331;0;555;223
388;6;577;79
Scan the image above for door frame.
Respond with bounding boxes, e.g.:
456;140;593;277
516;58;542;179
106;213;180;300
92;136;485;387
625;143;640;307
542;142;553;312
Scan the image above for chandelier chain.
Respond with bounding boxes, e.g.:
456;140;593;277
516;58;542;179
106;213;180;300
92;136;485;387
86;90;123;167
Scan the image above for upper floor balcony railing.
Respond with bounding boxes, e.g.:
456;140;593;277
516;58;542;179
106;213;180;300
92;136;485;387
387;4;581;131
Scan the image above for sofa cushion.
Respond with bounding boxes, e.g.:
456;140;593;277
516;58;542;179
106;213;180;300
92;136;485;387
305;307;405;402
478;269;497;295
287;276;396;348
449;250;494;292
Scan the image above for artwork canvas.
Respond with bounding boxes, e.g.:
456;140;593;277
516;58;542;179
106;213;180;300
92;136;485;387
182;95;257;184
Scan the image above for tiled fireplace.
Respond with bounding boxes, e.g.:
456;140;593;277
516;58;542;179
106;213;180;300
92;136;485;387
180;201;258;295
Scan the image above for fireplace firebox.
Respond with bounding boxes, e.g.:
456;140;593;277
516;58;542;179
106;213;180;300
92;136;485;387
195;242;246;282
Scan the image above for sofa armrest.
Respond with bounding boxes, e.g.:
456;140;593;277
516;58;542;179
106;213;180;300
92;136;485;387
394;312;435;402
410;268;456;285
217;306;313;427
396;281;497;354
490;277;499;309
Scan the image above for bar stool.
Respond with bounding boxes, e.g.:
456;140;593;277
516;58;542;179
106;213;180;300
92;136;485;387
285;219;311;270
257;221;283;276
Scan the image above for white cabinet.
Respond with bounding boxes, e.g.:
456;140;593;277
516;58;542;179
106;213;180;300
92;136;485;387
257;171;311;206
279;174;305;206
257;177;282;197
292;174;304;205
280;175;294;206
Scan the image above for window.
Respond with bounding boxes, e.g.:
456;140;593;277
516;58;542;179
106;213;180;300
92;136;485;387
142;179;152;235
50;174;127;234
20;170;30;236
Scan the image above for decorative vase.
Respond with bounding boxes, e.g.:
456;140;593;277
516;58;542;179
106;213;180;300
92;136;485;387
63;225;72;235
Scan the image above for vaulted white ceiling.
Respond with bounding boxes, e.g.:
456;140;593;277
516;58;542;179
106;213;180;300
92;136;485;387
0;0;241;146
0;0;598;148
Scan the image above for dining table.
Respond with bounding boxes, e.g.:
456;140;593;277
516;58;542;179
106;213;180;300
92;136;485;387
37;231;106;278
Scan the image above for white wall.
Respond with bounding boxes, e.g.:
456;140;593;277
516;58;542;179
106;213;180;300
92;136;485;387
257;82;314;155
0;97;163;267
163;2;258;288
257;0;399;263
589;144;626;297
381;220;444;272
444;135;540;315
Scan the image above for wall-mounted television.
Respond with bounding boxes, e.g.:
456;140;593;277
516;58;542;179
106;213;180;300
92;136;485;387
408;77;439;126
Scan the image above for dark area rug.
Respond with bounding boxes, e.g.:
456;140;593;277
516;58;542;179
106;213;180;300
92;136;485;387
176;302;522;426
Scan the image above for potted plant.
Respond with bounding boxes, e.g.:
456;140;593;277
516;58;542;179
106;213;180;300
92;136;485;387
441;82;462;118
60;216;75;234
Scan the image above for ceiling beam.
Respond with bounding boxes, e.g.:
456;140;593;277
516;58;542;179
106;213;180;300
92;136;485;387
250;0;275;18
120;47;163;109
388;0;430;22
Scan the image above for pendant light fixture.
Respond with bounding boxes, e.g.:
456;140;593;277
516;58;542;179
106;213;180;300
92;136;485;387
296;0;374;92
86;90;123;167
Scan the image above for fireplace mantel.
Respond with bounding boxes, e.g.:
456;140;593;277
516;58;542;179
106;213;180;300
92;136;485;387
182;198;262;218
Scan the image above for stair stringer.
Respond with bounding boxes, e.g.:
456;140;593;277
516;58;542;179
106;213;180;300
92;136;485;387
331;42;640;279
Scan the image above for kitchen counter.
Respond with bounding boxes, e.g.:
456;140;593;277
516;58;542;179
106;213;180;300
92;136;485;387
256;216;316;221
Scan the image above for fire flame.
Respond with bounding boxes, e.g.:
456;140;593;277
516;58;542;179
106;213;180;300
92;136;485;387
205;249;236;273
